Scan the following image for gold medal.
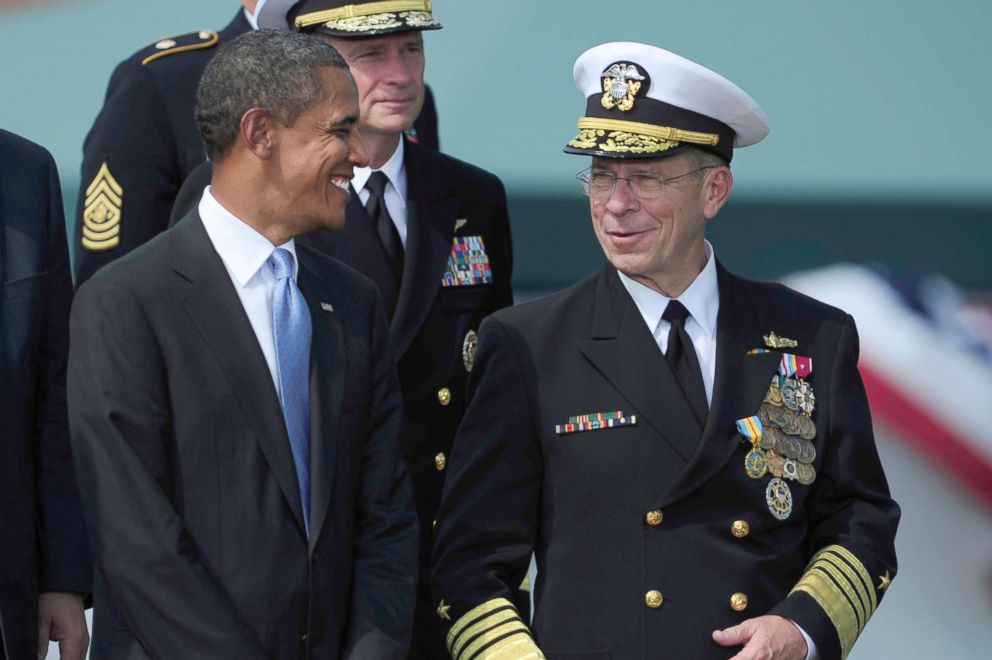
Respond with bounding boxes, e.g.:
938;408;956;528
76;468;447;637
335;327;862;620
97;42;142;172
766;450;785;477
760;425;778;450
765;382;784;407
778;435;800;460
744;448;768;479
797;414;816;440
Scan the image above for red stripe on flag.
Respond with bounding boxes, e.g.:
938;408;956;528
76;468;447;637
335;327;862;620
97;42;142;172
860;361;992;509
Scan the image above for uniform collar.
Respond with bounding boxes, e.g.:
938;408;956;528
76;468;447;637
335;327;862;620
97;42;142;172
198;185;297;287
352;137;406;201
617;240;719;337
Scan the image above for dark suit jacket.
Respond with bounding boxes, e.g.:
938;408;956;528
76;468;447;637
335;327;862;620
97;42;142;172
432;263;900;660
68;213;418;659
0;130;92;659
72;7;440;286
168;139;514;658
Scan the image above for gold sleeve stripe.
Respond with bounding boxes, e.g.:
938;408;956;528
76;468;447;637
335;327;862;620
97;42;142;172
577;116;721;146
141;30;219;66
790;545;878;659
295;0;431;28
447;597;543;660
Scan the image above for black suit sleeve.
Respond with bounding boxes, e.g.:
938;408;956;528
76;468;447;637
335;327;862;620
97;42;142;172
769;316;900;660
33;152;93;596
68;278;267;659
431;316;543;658
343;291;420;660
73;59;181;286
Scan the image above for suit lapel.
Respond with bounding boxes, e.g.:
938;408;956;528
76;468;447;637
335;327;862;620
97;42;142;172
576;267;701;463
391;141;456;359
303;191;400;320
659;263;781;505
296;253;345;552
171;214;307;536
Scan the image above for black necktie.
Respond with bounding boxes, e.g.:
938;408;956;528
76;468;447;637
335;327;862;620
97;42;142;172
364;171;404;281
662;300;709;428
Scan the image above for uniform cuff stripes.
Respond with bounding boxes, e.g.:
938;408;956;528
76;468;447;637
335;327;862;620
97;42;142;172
789;544;879;659
446;597;544;660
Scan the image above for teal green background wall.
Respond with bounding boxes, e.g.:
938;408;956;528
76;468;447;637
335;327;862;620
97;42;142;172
2;0;989;290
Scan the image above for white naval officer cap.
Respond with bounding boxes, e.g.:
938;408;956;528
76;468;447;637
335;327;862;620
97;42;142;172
564;41;770;162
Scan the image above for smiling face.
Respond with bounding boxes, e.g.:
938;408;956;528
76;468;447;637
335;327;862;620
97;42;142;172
322;31;426;139
267;66;367;233
589;154;732;294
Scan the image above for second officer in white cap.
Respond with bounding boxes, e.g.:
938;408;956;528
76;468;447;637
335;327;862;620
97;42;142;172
431;42;899;660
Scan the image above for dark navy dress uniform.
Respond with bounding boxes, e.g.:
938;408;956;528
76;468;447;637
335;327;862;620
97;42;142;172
431;264;899;659
72;10;440;286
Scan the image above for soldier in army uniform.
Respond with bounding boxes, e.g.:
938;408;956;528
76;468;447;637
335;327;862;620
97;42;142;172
432;42;899;660
73;0;439;285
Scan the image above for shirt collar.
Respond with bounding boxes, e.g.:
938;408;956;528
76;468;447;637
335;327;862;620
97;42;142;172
617;240;719;338
243;0;266;30
198;186;297;287
352;137;406;201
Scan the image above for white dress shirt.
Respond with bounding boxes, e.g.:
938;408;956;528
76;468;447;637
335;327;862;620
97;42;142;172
198;186;296;396
617;241;818;660
617;240;720;404
353;138;409;246
243;0;266;30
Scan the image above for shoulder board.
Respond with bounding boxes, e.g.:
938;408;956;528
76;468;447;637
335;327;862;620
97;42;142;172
140;29;220;66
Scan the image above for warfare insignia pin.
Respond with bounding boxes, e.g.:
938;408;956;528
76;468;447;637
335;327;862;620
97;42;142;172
454;218;468;232
766;477;793;520
462;329;478;373
81;162;123;251
763;332;798;349
601;62;647;112
441;235;493;287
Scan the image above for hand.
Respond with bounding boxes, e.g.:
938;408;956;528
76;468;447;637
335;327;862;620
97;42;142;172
38;592;89;660
712;615;808;660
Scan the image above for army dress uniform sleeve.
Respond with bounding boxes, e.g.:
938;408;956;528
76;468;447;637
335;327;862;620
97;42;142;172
431;315;545;659
73;35;214;285
768;315;900;660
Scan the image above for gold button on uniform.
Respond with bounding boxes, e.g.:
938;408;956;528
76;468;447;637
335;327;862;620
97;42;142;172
645;509;663;527
731;520;750;538
435;452;447;471
437;387;452;406
730;592;748;612
645;590;664;609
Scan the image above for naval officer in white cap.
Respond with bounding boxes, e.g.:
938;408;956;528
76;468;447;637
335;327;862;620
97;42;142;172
431;42;899;660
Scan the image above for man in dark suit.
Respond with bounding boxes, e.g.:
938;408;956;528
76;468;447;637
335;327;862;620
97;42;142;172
69;31;418;659
0;130;91;660
432;42;900;660
170;3;516;657
72;0;440;286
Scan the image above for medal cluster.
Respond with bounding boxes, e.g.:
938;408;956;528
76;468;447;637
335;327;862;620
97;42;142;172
737;341;818;521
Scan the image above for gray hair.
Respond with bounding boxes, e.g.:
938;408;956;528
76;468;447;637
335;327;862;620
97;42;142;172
195;29;349;160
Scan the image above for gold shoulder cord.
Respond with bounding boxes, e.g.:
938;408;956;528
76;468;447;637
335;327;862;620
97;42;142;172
141;30;219;66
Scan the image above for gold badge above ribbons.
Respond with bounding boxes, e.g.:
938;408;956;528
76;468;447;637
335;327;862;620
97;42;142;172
81;162;123;251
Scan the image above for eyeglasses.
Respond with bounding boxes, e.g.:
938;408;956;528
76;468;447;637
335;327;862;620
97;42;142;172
576;166;713;199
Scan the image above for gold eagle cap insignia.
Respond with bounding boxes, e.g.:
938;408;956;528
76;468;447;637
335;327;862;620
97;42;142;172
763;331;798;349
601;62;646;112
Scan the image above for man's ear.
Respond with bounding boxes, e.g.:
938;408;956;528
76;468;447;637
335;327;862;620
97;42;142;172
702;166;733;220
240;107;276;159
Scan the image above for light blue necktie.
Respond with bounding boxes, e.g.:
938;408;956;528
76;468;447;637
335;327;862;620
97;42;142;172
269;248;312;535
